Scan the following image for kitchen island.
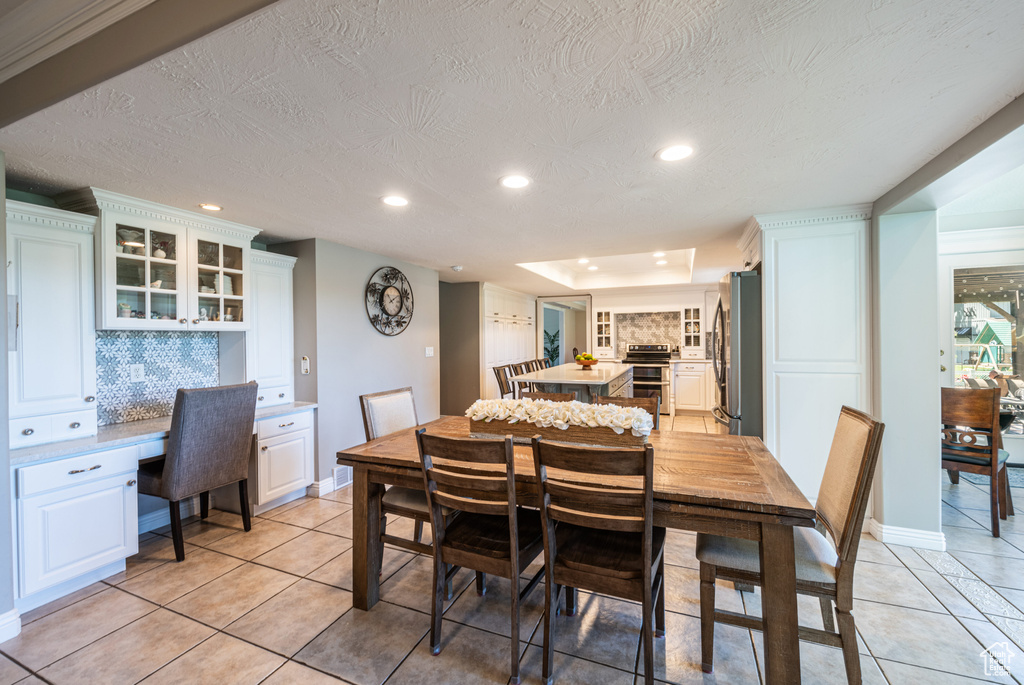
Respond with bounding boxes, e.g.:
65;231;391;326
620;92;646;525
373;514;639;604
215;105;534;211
509;362;633;403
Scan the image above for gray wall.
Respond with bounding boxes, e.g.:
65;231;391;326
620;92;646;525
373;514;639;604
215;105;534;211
274;239;439;481
439;282;480;416
0;151;15;624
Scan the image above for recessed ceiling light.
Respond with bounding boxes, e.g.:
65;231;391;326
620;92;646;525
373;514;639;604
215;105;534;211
587;266;598;271
657;145;693;161
653;252;665;257
451;265;463;272
656;260;668;266
578;258;589;264
199;203;222;211
500;175;531;189
382;195;408;207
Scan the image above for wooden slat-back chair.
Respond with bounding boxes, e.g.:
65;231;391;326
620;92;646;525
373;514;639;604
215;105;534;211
541;357;553;368
511;361;533;397
592;394;661;430
531;438;665;685
696;406;884;684
417;430;545;685
493;365;515;399
941;386;1012;537
522;391;577;402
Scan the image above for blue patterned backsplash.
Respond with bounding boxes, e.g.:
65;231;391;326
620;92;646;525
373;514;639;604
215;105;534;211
96;331;219;425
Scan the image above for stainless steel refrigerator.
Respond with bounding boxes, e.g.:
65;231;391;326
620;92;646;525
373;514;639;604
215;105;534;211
711;271;763;437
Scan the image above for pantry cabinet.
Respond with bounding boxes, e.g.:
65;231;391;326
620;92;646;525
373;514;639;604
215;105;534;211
6;201;98;448
246;252;297;408
482;285;536;398
57;188;260;331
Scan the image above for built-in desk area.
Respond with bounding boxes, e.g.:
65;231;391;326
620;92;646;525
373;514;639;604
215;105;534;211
509;362;633;403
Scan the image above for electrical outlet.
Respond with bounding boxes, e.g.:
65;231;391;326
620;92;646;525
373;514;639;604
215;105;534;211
425;347;434;357
301;356;310;375
129;364;145;383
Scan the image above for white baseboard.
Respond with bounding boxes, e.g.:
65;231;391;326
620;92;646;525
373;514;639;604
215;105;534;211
868;518;946;551
138;496;200;534
307;476;335;498
0;608;21;643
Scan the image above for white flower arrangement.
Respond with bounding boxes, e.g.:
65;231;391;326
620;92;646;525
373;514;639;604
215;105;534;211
466;398;654;437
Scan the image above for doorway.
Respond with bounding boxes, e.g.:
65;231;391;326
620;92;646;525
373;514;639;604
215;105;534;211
536;296;591;366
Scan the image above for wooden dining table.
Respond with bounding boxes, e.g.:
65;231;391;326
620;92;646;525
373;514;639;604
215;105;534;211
336;416;816;684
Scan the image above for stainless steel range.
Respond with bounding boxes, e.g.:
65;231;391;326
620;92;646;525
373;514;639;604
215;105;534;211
622;343;671;414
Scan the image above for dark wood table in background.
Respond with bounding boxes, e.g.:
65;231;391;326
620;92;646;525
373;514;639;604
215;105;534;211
337;416;816;684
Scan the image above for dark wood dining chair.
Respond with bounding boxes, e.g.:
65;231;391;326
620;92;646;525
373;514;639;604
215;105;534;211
941;386;1012;536
493;364;515;399
541;357;553;369
511;361;533;397
696;406;884;684
138;382;259;561
531;438;665;685
417;429;545;685
592;394;661;430
528;359;544;372
522;391;577;402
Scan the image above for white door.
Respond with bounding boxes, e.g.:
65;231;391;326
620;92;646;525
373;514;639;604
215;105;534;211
674;372;706;411
257;431;313;504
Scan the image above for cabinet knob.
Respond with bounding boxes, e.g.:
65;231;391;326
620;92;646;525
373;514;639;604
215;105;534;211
258;396;265;401
179;318;188;324
127;479;137;487
278;393;285;398
21;428;33;436
70;422;81;429
84;396;96;402
261;445;268;452
192;319;200;324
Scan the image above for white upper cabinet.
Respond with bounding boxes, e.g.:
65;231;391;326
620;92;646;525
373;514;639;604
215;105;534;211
246;252;296;407
6;201;98;448
57;188;260;331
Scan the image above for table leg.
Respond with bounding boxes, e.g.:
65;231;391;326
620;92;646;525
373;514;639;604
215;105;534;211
352;466;383;611
759;522;801;684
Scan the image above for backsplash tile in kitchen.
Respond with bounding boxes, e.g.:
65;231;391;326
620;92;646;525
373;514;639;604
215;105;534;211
96;331;219;425
615;312;681;357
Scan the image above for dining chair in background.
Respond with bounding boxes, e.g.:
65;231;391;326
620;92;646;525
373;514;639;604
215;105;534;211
592;394;661;430
417;430;545;685
138;382;259;561
522;391;577;402
493;365;515;399
941;386;1012;536
540;357;553;369
531;438;665;685
511;361;533;397
695;405;884;684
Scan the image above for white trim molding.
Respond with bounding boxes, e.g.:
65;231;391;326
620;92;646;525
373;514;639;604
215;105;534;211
938;225;1024;255
753;204;873;230
868;518;946;551
307;476;335;498
0;608;21;643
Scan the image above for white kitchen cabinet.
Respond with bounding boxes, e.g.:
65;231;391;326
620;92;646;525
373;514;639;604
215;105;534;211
16;446;139;597
594;310;615;358
482;285;536;398
682;307;703;358
57;188;260;331
674;363;708;412
6;201;98;448
247;252;297;408
251;410;314;512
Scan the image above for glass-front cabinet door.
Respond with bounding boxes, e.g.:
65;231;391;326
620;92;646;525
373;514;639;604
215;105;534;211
105;219;188;330
187;228;249;330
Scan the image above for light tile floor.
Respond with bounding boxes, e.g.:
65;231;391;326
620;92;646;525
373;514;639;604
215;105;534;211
3;415;1024;683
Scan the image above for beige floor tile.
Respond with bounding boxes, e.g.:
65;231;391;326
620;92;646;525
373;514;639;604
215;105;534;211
18;581;107;626
750;632;886;685
993;586;1024;617
306;546;415;590
960;615;1024;679
225;579;353;656
441;567;542;642
0;654;29;685
380;554;474;616
38;608;212;684
952;552;1024;591
175;509;251;547
1;587;155;670
13;677;45;685
254;530;349;576
662;564;744;619
206;519;306;560
853;560;947;612
739;588;828;631
257;496;313;519
322;485;353;504
857;534;903;566
106;535;201;584
945;504;988;529
261;661;343;685
295;601;428;684
267;498;351;528
313;509;354;538
118;547;244;605
166;562;299;628
943;483;997;513
853;598;1015;682
386;621;531;685
518;644;634;685
909;569;986;620
944;526;1024;559
663;530;697;569
638;611;761;684
140;632;284;685
527;591;641;671
877;658;1001;684
382;513;432;543
886;544;933;570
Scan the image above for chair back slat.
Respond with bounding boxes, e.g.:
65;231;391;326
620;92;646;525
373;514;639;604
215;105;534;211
941;387;1001;458
547;505;644;532
493;365;514;398
528;359;543;372
815;406;885;565
541;358;553;368
522;391;577;402
430;467;508;493
532;440;648;476
592;395;660;430
360;387;418;441
431;490;512;516
419;432;509;464
544;479;645;512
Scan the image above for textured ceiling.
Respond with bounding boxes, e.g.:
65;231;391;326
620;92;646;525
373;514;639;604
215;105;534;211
2;0;1024;294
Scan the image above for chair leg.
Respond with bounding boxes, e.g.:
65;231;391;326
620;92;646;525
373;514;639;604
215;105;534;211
1008;473;1015;516
542;581;557;685
476;571;486;596
168;500;185;562
379;513;387;574
699;562;716;673
991;471;1002;537
414;519;424;543
948;469;960;484
238;480;252;532
641;584;654;685
199;491;210;519
819;596;836;632
1000;469;1009;521
430;552;444;656
835;605;862;684
655;553;666;638
565;587;577;617
510;574;522;685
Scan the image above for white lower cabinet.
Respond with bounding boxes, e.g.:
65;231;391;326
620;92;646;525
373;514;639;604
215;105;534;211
251;410;314;508
674;364;708;412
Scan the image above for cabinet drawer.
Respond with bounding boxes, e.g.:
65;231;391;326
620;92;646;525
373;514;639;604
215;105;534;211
676;364;704;372
256;385;292;408
138;439;169;460
10;417;51;449
10;409;97;449
18;445;138;498
257;409;311;440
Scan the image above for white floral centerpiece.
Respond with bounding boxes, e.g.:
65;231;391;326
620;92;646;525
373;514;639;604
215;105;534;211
466;398;654;447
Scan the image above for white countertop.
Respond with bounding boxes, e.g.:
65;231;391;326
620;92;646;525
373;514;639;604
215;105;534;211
510;362;632;386
10;402;318;466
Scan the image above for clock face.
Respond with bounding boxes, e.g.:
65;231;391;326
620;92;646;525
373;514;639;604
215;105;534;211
365;267;414;335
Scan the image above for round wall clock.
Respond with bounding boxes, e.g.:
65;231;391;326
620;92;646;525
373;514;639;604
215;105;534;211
365;266;414;336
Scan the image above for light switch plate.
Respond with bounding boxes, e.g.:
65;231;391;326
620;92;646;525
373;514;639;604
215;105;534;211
301;356;310;375
129;364;145;383
425;347;434;357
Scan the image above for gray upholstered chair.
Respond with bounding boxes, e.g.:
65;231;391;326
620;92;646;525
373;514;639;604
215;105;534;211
138;382;259;561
